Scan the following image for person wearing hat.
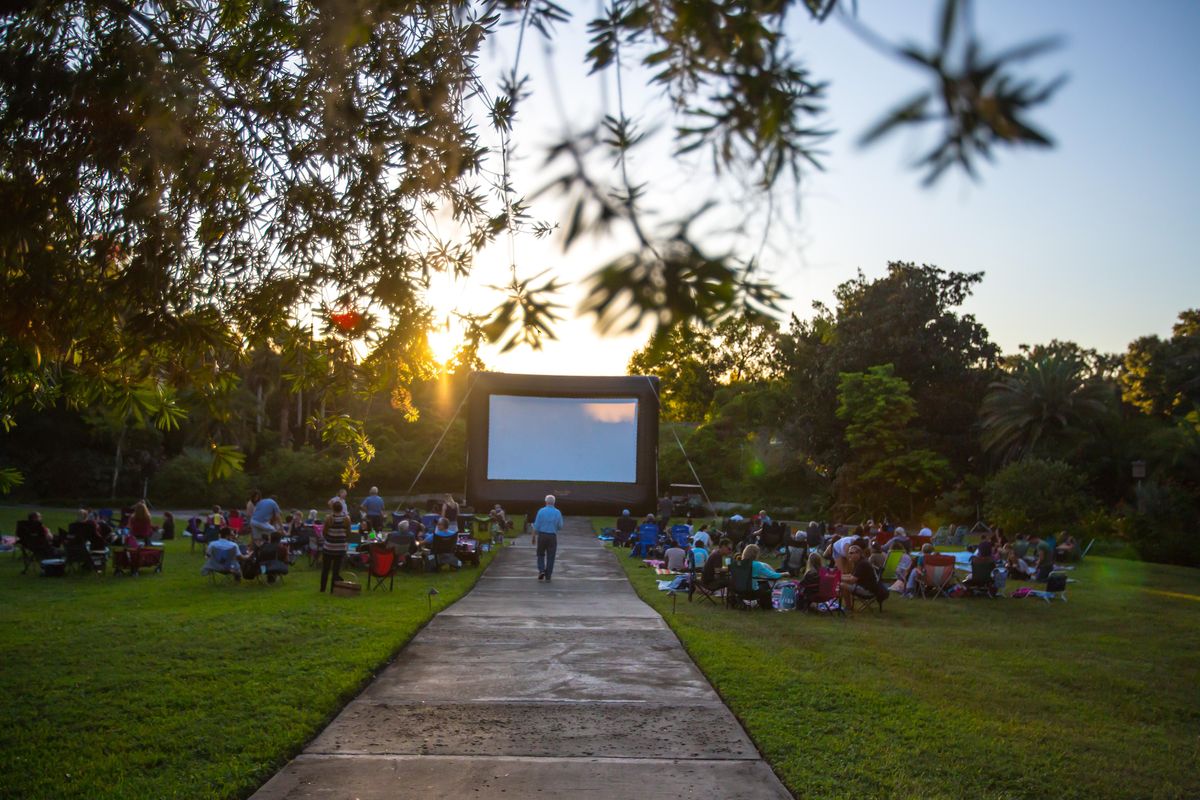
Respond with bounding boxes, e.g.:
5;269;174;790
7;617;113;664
615;508;638;546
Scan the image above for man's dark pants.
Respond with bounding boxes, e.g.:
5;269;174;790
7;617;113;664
537;533;558;578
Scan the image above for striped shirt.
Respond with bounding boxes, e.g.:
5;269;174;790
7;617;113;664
323;514;349;553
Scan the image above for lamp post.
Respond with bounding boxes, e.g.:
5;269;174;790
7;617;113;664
667;589;677;615
1132;460;1146;512
427;586;439;613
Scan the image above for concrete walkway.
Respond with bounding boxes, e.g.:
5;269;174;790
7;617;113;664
251;518;791;799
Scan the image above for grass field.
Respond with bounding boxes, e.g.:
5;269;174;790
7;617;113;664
610;525;1200;800
0;507;504;800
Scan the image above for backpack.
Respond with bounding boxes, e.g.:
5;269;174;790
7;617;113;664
772;581;798;611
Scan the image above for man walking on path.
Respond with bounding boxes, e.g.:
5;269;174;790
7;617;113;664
531;494;563;581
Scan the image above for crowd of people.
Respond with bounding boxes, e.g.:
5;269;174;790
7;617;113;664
616;509;1081;611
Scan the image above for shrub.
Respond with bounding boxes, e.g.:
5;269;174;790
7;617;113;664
150;449;251;508
254;446;342;508
983;458;1094;538
1125;481;1200;567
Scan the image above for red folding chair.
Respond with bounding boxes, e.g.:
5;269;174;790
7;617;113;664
808;568;845;616
919;554;957;598
367;543;397;591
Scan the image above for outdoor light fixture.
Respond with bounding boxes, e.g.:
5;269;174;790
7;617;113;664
428;586;439;613
667;589;677;615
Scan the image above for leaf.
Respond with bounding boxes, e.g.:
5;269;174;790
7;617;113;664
208;444;246;482
0;467;24;494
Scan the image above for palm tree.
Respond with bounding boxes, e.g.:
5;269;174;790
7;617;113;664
980;352;1115;464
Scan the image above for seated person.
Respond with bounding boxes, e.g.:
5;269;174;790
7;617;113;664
201;528;244;580
963;541;995;588
614;510;639;545
1030;535;1055;581
883;526;911;553
74;509;105;550
1012;533;1031;560
690;538;709;569
305;508;320;525
797;552;824;608
429;518;460;569
1003;545;1034;579
387;520;418;556
868;543;887;572
663;542;688;572
247;532;289;582
738;544;789;610
842;544;887;608
692;524;712;548
488;504;509;529
700;539;734;592
1055;534;1079;561
904;543;937;596
779;536;808;574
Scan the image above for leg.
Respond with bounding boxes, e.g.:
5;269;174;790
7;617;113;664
536;535;548;576
320;552;332;592
542;534;558;578
331;552;344;583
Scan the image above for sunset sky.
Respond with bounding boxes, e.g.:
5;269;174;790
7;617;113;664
429;0;1200;376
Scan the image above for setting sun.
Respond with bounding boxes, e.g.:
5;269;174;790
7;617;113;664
426;320;461;366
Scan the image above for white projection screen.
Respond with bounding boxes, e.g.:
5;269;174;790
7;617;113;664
487;395;639;483
466;373;660;515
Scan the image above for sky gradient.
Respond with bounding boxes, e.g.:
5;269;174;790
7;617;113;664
436;0;1200;376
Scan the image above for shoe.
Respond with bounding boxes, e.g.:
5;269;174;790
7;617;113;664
544;575;552;581
538;572;545;581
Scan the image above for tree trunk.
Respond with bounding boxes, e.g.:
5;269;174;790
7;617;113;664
280;394;291;448
110;423;127;499
256;384;264;433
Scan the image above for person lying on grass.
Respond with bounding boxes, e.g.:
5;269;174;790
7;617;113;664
738;544;789;610
841;545;887;608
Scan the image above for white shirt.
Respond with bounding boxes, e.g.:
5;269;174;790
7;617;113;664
919;527;933;537
693;530;712;548
832;537;855;558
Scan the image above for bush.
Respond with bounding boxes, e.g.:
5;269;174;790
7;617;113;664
150;449;251;508
1125;481;1200;567
983;458;1094;538
254;446;343;508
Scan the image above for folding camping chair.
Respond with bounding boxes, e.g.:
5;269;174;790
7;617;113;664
670;524;691;548
367;543;398;591
629;523;658;558
962;558;998;597
879;549;905;584
1042;571;1068;602
918;554;957;598
725;558;758;610
808;568;845;616
687;549;720;605
15;520;57;575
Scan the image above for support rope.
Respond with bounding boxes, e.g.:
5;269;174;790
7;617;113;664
643;376;715;515
404;374;475;501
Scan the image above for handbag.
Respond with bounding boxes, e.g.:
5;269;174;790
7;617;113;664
331;579;361;597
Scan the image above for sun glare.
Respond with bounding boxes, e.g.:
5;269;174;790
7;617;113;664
427;322;460;366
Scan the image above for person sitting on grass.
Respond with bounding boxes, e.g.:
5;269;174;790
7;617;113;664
690;538;710;569
700;539;734;593
1030;534;1055;581
1055;534;1079;561
1002;545;1034;579
738;544;789;610
201;527;244;581
663;540;688;572
904;543;937;597
841;544;887;609
615;509;638;546
693;523;712;549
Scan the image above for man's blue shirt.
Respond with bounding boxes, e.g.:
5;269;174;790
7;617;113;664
533;505;563;534
361;494;385;516
251;498;281;526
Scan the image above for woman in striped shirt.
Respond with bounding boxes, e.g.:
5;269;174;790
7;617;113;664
320;500;350;592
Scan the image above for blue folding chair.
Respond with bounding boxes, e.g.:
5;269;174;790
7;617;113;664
671;524;691;548
629;524;659;558
422;514;440;532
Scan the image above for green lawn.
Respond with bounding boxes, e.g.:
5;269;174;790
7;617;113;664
0;507;503;800
610;524;1200;800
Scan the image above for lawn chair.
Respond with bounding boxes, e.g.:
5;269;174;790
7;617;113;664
612;521;635;548
1042;571;1068;602
367;543;397;591
918;554;957;598
201;545;241;583
629;523;658;558
686;549;720;605
962;558;998;598
808;568;845;616
725;558;757;610
879;549;905;584
670;524;691;548
64;523;106;575
933;526;951;545
133;546;164;575
758;522;786;549
15;520;58;575
780;542;808;574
